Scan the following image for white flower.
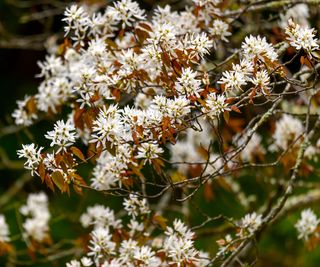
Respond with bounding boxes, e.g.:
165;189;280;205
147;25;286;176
239;212;262;236
165;219;194;240
250;69;271;94
35;80;63;113
91;105;123;147
66;260;81;267
12;96;38;126
118;49;144;75
88;228;116;260
183;32;213;59
147;22;177;50
37;55;63;78
136;143;164;164
193;0;221;7
152;5;178;25
218;69;247;93
164;219;199;265
175;68;202;97
90;150;128;191
134;245;161;267
202;93;229;119
295;209;320;241
101;259;123;267
17;144;43;175
210;19;231;42
87;11;117;38
20;192;50;243
45;119;77;152
81;257;93;266
285;18;319;54
119;239;138;262
127;219;144;237
166;96;191;121
272;114;304;151
108;0;146;28
63;4;89;36
164;237;198;265
232;59;254;75
80;204;121;229
123;194;150;218
0;215;10;243
241;35;278;62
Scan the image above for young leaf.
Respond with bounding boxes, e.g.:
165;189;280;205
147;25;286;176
152;214;167;230
70;146;87;162
38;162;46;183
51;171;66;192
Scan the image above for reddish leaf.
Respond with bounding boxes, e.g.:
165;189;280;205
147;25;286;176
73;107;86;129
26;96;37;114
70;173;87;186
204;182;214;202
45;174;55;192
132;131;139;145
137;22;152;32
153;214;168;230
55;153;63;166
162;117;171;131
51;171;66;192
73;184;83;195
38;162;46;183
105;141;116;156
161;52;171;67
223;111;230;123
64;153;74;167
122;177;134;189
152;159;164;175
70;146;87;162
231;105;241;113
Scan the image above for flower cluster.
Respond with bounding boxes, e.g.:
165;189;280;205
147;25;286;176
218;37;275;96
0;215;10;243
163;219;204;266
272;114;304;151
123;193;150;218
285;18;319;54
295;209;320;241
12;96;38;126
202;93;230;119
66;196;208;267
80;205;121;230
20;192;51;244
17;144;43;176
238;212;263;237
45;119;78;152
